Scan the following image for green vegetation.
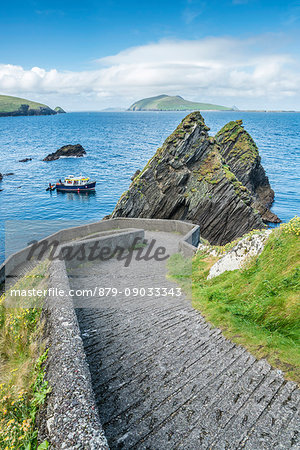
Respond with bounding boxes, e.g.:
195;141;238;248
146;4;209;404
0;95;52;114
216;120;243;138
0;262;50;449
222;164;250;201
195;151;223;184
128;94;232;111
168;217;300;384
193;148;252;201
216;120;259;165
54;106;66;114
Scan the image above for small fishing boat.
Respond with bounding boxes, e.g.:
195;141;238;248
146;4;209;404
55;175;96;192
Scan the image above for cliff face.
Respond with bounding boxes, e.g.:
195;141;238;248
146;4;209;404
216;121;280;223
111;112;279;245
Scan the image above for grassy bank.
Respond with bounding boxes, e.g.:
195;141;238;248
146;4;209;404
0;262;50;449
168;217;300;383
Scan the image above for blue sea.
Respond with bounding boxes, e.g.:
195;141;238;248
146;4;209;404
0;111;299;263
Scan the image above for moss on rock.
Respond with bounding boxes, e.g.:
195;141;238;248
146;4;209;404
216;120;259;166
196;151;223;184
111;112;277;244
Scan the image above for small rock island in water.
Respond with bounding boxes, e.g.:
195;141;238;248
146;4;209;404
111;112;280;245
43;144;86;161
54;106;66;114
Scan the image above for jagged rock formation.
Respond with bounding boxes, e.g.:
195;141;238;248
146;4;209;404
131;169;141;181
111;112;279;245
216;121;280;223
43;144;86;161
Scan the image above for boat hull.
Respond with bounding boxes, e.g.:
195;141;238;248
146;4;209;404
56;181;96;192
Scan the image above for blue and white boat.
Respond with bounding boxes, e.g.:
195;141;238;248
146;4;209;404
55;175;96;192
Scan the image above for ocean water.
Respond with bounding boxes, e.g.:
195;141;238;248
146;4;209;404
0;111;299;262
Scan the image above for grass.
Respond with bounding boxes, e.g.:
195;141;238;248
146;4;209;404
128;94;232;111
0;262;50;449
0;95;50;114
168;217;300;384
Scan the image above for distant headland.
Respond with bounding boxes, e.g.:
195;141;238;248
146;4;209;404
0;94;66;117
128;94;233;111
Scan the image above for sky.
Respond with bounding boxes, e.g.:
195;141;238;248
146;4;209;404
0;0;300;110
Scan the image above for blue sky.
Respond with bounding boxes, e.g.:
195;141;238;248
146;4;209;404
0;0;300;110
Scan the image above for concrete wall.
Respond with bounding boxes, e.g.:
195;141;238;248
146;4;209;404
42;229;148;448
0;218;200;284
43;259;109;449
63;229;145;270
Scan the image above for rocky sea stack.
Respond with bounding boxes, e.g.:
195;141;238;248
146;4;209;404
54;106;66;114
111;112;280;245
43;144;86;161
215;120;279;223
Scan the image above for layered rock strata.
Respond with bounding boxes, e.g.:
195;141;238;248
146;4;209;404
111;112;279;244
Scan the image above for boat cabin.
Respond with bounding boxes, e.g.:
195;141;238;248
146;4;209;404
63;175;90;186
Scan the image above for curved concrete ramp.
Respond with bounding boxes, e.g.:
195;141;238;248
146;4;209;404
70;230;300;449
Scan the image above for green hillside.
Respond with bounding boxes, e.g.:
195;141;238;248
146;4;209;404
0;94;57;116
168;217;300;383
54;106;66;113
128;94;232;111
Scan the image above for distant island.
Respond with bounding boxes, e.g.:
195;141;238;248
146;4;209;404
54;106;66;114
0;94;66;117
101;107;126;112
128;94;232;111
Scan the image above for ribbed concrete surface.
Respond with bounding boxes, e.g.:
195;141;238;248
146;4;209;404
70;231;300;450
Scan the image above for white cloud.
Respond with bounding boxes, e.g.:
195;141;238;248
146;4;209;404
0;36;299;110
